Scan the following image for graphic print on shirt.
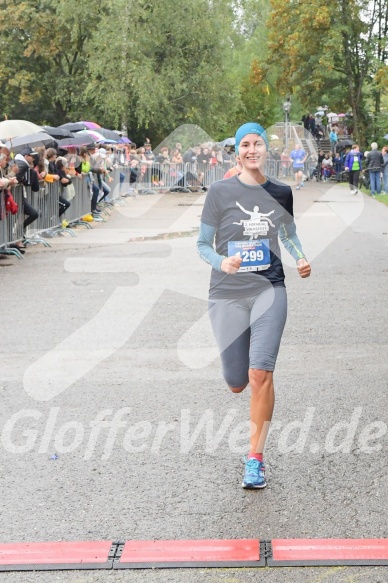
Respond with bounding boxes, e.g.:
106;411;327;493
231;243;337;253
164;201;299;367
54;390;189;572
232;201;275;239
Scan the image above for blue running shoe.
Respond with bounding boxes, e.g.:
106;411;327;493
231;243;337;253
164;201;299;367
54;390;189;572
242;458;266;489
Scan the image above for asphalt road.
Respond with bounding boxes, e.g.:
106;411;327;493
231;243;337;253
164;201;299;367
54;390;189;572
0;179;387;582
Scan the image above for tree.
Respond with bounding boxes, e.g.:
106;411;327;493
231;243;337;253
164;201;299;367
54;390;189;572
221;0;282;131
265;0;387;143
87;0;242;143
0;0;104;124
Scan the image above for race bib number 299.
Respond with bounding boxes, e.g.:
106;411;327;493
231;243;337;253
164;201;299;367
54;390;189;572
228;239;271;272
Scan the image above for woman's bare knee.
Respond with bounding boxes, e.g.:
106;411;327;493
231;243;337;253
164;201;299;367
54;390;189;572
249;369;273;387
228;383;248;394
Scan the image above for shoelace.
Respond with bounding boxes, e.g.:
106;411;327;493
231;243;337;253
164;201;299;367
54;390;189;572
243;457;265;476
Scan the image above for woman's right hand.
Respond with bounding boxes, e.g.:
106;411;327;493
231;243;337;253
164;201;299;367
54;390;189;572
221;255;242;274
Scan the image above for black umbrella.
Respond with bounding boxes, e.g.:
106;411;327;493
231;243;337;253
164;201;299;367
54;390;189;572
337;139;354;151
98;128;122;141
42;126;74;139
56;134;95;148
58;122;88;133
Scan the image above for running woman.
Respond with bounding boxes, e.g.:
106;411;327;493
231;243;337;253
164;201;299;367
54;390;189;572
197;122;311;489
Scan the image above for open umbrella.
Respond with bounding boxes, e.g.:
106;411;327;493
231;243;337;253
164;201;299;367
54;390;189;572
337;139;354;151
78;129;106;142
5;132;56;153
315;111;324;116
119;137;131;144
337;113;346;117
327;112;337;118
220;137;235;147
383;134;388;140
81;121;101;130
0;119;44;140
58;122;88;133
42;126;74;139
56;134;95;148
98;128;121;141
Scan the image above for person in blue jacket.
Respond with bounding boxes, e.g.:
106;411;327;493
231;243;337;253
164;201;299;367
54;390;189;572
329;128;338;153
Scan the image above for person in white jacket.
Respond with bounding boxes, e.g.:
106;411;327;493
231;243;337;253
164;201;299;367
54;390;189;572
321;153;333;182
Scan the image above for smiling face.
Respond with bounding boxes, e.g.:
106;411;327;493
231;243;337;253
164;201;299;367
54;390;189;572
238;133;267;171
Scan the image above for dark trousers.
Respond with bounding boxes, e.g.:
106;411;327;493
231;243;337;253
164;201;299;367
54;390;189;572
23;199;39;229
97;183;111;203
59;196;70;217
348;170;360;190
91;183;100;212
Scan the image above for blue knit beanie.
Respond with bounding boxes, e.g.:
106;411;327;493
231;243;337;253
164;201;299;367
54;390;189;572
235;122;268;153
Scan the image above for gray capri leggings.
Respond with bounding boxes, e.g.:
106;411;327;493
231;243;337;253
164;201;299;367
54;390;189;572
208;286;287;388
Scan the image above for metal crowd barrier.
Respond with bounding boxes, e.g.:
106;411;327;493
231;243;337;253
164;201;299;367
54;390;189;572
27;182;61;244
0;169;128;256
114;160;300;193
115;162;233;193
0;188;10;252
61;176;92;228
107;167;127;204
1;159;307;259
0;185;25;257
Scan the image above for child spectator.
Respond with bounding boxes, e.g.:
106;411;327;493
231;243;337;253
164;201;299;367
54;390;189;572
333;151;342;182
322;153;333;181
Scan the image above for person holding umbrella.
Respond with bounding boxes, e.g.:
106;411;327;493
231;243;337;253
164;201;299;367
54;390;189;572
12;147;40;248
0;151;18;189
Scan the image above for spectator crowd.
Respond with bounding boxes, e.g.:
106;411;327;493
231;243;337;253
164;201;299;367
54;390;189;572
267;142;388;197
1;120;387;258
0;132;237;254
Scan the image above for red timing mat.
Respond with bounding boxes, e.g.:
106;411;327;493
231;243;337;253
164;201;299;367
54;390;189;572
269;538;388;566
116;539;264;568
0;541;114;570
0;538;387;570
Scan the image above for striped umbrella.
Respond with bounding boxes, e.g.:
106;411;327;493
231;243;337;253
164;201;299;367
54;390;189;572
78;129;106;142
81;121;102;130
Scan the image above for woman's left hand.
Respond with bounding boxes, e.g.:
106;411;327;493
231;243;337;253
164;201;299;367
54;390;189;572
297;258;311;278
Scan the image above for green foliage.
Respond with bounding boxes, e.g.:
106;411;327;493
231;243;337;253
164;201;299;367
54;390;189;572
2;0;384;145
0;0;104;124
86;0;244;142
265;0;388;144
